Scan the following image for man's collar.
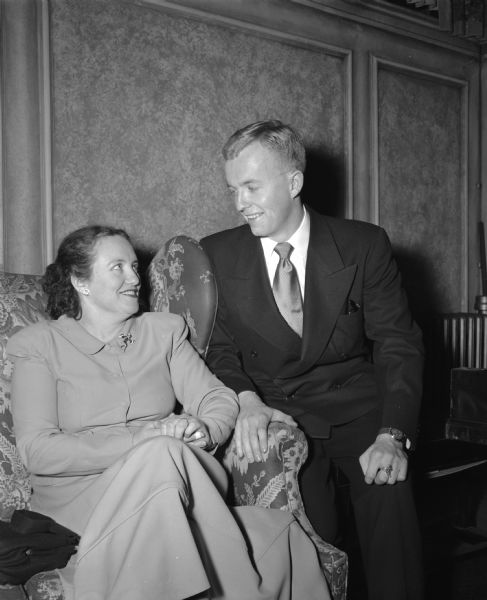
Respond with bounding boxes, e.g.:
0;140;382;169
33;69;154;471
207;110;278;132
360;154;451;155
260;206;310;258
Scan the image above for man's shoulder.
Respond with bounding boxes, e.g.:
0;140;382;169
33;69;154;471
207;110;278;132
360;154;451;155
200;225;252;261
201;224;249;246
311;211;385;244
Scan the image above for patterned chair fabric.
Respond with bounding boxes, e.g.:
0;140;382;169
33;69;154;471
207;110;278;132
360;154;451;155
147;235;217;356
0;273;62;600
148;235;348;600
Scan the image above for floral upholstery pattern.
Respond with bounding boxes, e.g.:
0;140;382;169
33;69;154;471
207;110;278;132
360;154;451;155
147;235;217;356
0;273;63;600
149;236;348;600
223;423;348;600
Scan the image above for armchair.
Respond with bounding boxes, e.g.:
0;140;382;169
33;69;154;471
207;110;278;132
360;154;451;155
147;235;348;600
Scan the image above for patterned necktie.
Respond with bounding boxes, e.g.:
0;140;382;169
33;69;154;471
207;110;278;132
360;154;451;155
272;242;303;337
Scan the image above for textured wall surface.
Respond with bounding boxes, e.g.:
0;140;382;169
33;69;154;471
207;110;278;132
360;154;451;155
50;0;345;259
377;67;464;315
47;0;479;316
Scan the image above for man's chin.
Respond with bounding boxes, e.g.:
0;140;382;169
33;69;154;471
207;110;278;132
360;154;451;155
247;221;268;237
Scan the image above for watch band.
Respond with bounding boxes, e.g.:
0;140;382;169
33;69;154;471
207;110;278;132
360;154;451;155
378;427;412;450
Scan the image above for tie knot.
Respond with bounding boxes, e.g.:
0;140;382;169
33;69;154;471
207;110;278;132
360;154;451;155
274;242;293;260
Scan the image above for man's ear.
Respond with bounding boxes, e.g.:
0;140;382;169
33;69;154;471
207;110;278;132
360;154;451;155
289;170;304;199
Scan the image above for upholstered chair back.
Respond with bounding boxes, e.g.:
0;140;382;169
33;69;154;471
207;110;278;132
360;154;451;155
147;235;217;356
0;273;47;522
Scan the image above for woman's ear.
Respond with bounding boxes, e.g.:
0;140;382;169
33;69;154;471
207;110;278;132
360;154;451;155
71;275;90;296
289;170;304;199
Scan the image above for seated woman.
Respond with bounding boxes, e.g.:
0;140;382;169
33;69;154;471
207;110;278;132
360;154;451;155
7;225;330;600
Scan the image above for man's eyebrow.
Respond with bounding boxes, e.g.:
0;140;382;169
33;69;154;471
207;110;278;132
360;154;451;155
233;178;261;186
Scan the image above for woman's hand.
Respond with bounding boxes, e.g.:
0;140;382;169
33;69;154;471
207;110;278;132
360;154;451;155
131;414;212;450
159;413;212;449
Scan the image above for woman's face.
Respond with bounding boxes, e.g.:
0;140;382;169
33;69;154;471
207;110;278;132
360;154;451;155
81;235;140;320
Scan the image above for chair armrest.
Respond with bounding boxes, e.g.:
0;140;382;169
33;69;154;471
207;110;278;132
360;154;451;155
221;422;348;600
221;422;304;510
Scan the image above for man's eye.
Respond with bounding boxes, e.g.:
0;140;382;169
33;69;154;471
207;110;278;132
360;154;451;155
247;186;258;193
113;264;122;270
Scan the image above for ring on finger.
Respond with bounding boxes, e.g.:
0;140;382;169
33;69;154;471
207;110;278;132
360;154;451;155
382;465;393;477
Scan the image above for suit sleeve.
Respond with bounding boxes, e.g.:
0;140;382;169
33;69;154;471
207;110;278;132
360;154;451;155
201;238;259;397
363;227;424;440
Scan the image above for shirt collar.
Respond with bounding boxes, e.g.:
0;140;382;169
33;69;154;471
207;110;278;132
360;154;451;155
50;314;136;355
260;206;310;262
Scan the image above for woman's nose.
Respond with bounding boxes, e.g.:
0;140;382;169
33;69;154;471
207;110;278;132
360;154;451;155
127;269;140;284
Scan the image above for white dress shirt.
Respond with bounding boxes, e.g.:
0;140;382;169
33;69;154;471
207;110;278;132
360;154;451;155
260;207;310;298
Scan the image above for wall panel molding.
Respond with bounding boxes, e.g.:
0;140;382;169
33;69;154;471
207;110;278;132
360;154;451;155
370;56;470;311
292;0;479;56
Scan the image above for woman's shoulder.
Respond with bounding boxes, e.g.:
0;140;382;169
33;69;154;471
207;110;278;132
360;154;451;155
136;311;187;334
6;319;54;356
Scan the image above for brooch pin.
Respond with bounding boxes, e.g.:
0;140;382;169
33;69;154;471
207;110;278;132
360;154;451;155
118;332;135;351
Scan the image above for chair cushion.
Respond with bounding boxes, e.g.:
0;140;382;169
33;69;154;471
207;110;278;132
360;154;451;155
0;273;46;521
147;236;217;356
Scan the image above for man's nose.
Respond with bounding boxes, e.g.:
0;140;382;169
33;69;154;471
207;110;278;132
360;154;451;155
234;190;247;212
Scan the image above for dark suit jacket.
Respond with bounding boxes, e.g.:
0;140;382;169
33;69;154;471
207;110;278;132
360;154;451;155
201;208;424;441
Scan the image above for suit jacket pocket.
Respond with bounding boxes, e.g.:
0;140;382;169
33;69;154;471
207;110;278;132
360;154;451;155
329;310;365;357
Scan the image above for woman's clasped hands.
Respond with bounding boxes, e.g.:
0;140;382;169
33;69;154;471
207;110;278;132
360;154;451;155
132;413;213;450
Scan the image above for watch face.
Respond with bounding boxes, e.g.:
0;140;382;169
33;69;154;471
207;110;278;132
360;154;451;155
390;428;406;442
390;428;411;450
378;427;411;449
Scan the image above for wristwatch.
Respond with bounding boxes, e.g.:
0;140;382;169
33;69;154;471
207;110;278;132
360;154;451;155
378;427;412;451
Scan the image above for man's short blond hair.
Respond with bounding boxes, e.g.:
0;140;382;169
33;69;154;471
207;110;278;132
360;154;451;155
222;119;306;172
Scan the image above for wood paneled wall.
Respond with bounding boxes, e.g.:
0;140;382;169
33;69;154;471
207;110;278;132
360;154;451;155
0;0;482;320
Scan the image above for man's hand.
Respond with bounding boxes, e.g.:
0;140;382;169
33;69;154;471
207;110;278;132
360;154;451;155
235;391;297;462
359;433;408;485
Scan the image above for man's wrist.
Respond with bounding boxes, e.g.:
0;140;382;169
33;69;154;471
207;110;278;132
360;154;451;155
237;390;264;408
377;427;411;450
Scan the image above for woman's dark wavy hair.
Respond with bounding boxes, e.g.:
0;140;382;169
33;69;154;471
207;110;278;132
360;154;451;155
43;225;131;320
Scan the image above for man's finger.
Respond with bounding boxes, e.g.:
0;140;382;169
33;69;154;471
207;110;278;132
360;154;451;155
234;422;244;459
242;427;257;462
257;425;268;457
271;409;297;427
374;467;391;485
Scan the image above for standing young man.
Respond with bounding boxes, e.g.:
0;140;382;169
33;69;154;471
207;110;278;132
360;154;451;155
201;120;424;600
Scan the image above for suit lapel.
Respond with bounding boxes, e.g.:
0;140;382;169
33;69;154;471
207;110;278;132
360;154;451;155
281;213;357;377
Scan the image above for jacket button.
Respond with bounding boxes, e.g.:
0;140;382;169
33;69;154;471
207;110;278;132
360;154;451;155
250;350;258;358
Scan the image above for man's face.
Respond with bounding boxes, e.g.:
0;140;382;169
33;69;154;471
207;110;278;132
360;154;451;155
224;141;303;242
